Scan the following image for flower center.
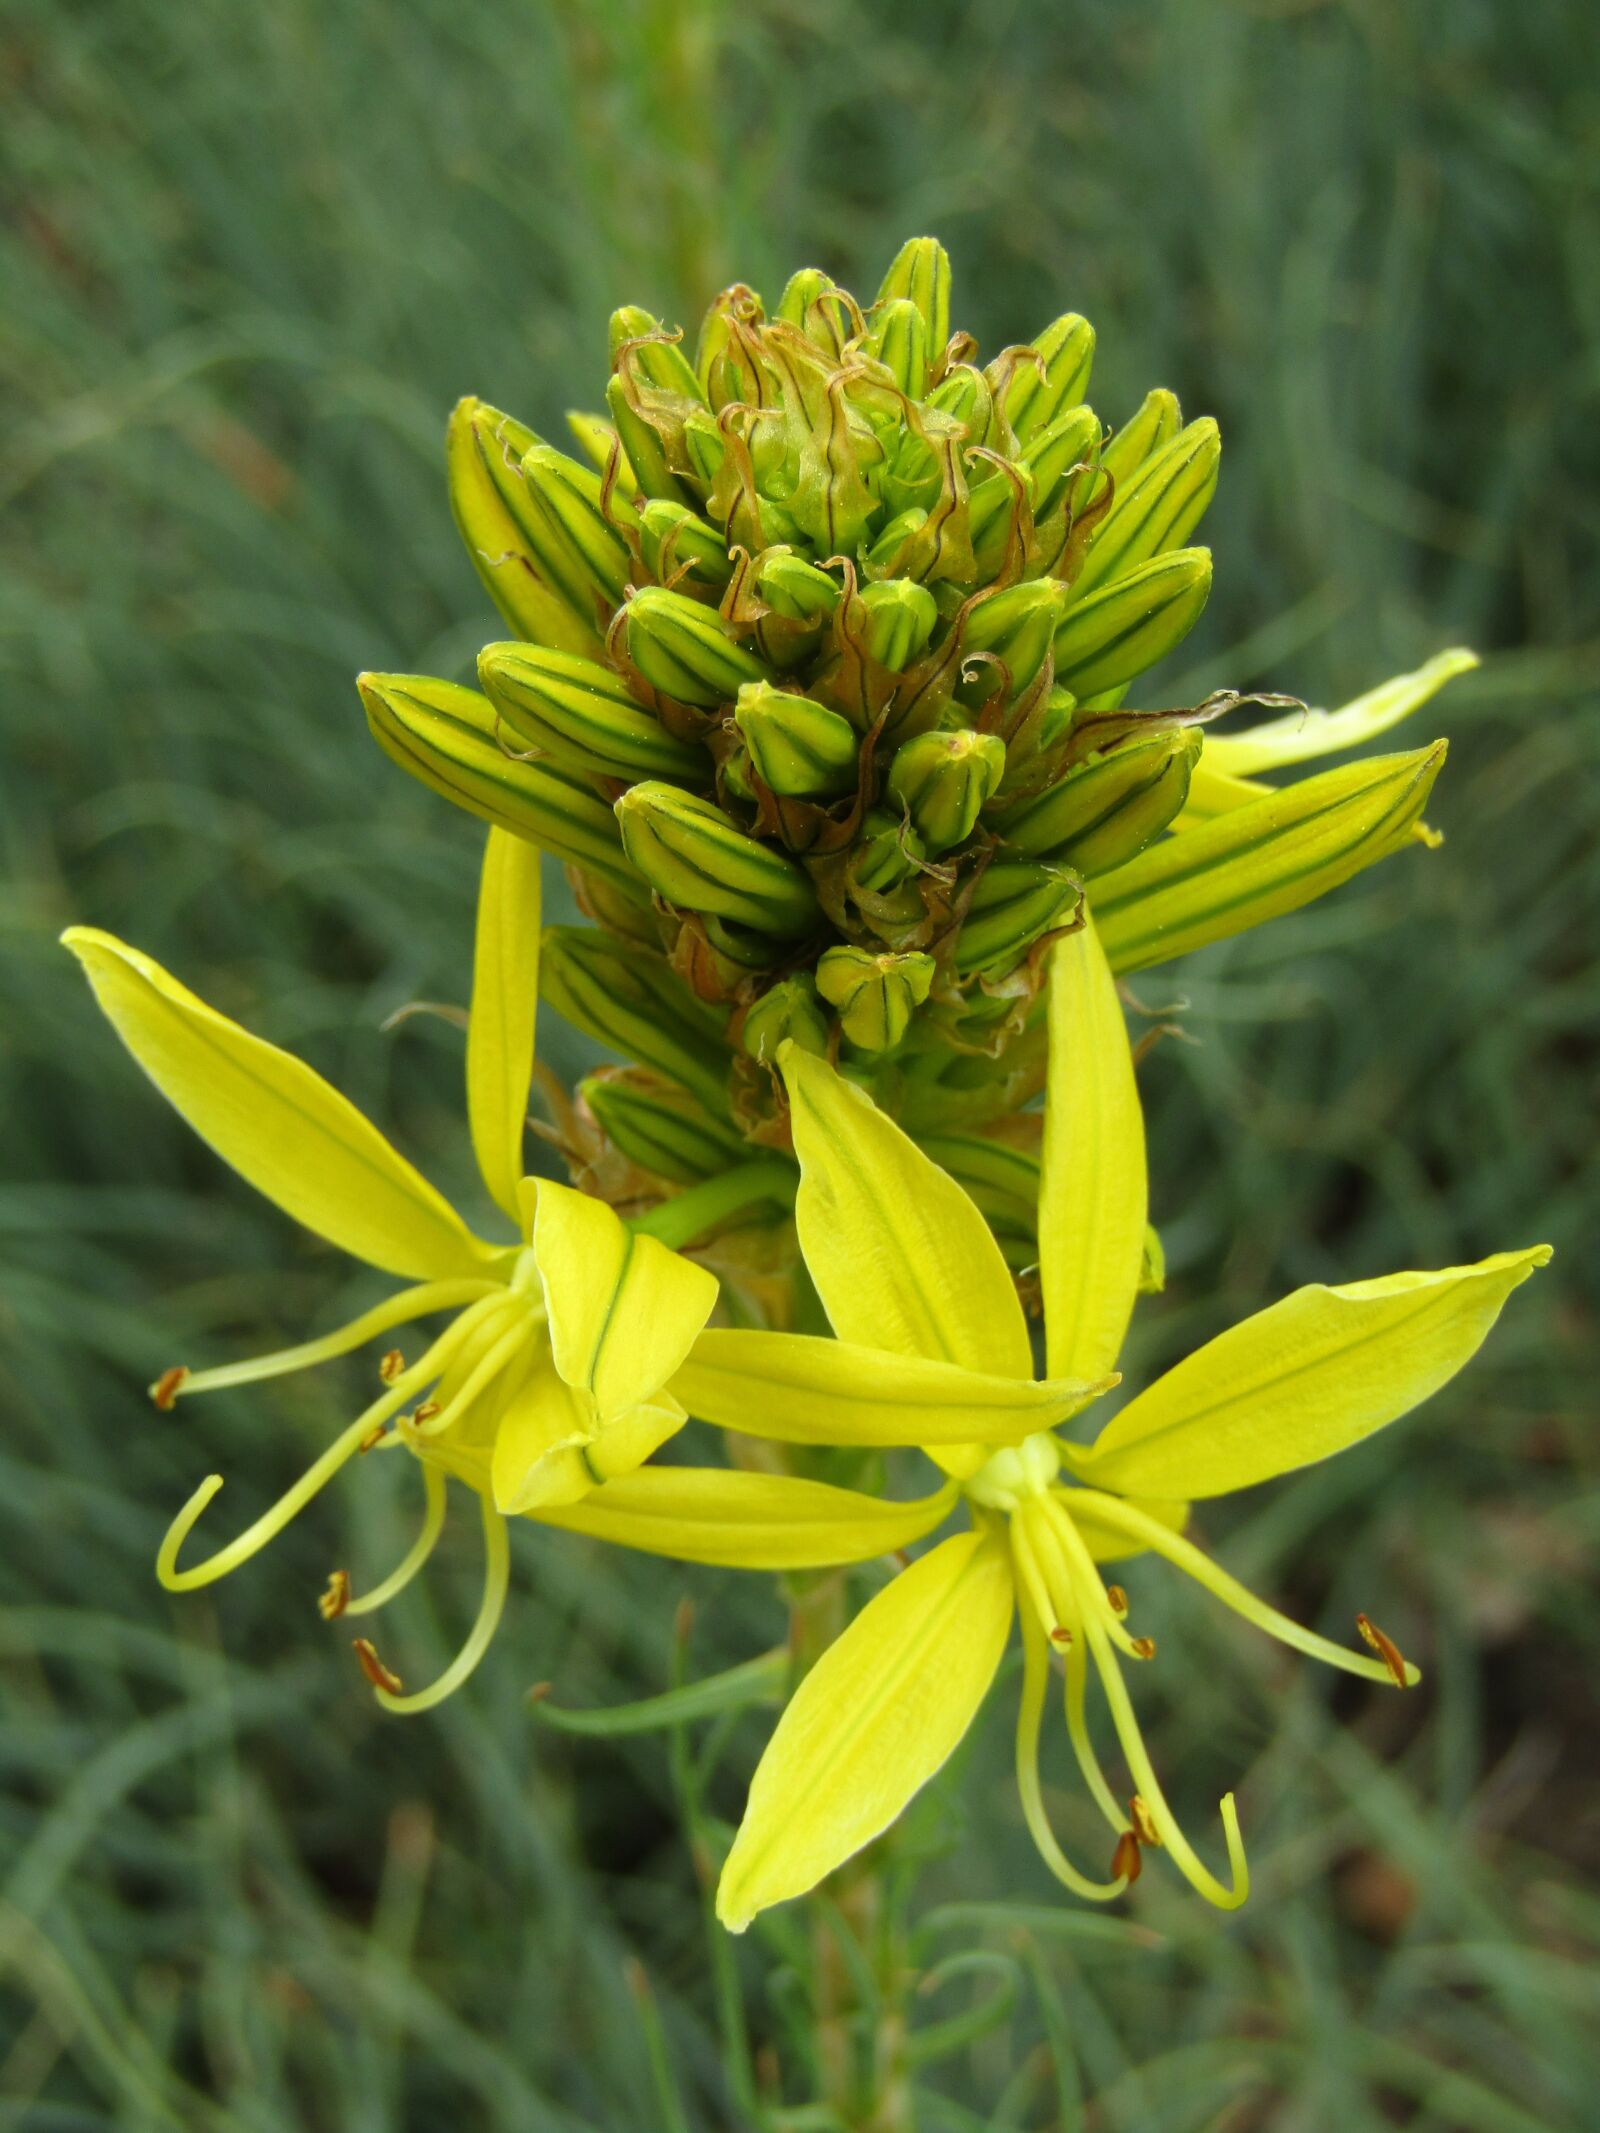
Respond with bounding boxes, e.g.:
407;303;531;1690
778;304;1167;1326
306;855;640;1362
965;1431;1062;1511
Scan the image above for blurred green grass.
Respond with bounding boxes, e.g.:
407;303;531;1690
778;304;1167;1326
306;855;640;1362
2;0;1597;2126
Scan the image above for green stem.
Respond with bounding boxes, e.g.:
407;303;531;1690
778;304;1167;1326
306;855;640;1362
629;1159;797;1249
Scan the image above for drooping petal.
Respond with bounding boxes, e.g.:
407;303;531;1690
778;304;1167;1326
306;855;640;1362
1203;649;1478;779
533;1467;958;1566
467;827;542;1223
63;928;498;1282
534;1180;720;1420
779;1044;1032;1379
1040;916;1146;1385
716;1530;1014;1932
490;1350;593;1514
672;1329;1104;1449
1069;1246;1552;1501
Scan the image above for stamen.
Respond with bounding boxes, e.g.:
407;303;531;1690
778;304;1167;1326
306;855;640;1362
150;1366;189;1410
1064;1635;1133;1837
1130;1636;1157;1661
1129;1795;1162;1847
162;1279;499;1399
1106;1584;1128;1616
343;1463;449;1619
1037;1496;1148;1662
353;1638;404;1694
407;1316;533;1440
1050;1625;1074;1647
379;1349;406;1384
1013;1607;1130;1903
1111;1830;1142;1883
1356;1614;1413;1690
359;1424;391;1453
410;1402;441;1426
364;1493;511;1717
319;1569;351;1620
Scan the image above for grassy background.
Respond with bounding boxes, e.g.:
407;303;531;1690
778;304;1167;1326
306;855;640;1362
3;0;1597;2125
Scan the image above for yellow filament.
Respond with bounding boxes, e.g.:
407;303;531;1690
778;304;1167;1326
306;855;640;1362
1038;1495;1149;1663
1063;1634;1132;1838
154;1280;501;1400
343;1462;450;1619
1061;1490;1420;1687
370;1492;511;1715
1012;1599;1130;1903
409;1311;533;1440
1084;1618;1249;1910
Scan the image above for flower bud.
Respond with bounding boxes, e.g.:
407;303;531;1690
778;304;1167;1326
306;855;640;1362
996;729;1201;870
1052;549;1212;698
776;267;851;355
604;372;687;505
734;684;859;798
615;784;820;936
358;672;636;890
638;499;733;590
580;1066;747;1181
955;862;1082;977
864;506;928;572
446;398;603;656
739;974;831;1062
860;578;939;670
519;444;637;618
816;946;935;1053
608;306;705;400
624;584;773;706
887;729;1006;853
1072;418;1220;598
565;410;633;485
850;806;926;891
538;927;734;1119
966;457;1038;579
871;297;930;400
1018;404;1102;519
755;548;843;626
875;237;951;354
477;643;702;782
1099;387;1182;491
1002;313;1096;441
960;578;1073;699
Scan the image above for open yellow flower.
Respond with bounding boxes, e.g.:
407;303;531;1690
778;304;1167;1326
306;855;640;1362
670;917;1550;1928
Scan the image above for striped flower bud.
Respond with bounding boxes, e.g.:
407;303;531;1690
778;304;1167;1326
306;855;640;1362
860;578;939;671
850;806;926;891
954;862;1083;977
1099;387;1182;491
615;784;820;936
538;928;734;1119
1073;418;1220;599
887;729;1006;853
961;578;1073;699
1001;313;1096;442
1052;549;1212;697
522;445;639;617
476;643;701;782
638;499;733;590
446;398;603;656
755;548;843;626
740;975;831;1062
580;1066;747;1182
358;672;636;891
875;237;951;354
735;684;859;798
871;297;931;400
996;728;1201;870
602;372;685;506
608;306;705;400
816;946;936;1053
624;585;773;706
1018;404;1102;520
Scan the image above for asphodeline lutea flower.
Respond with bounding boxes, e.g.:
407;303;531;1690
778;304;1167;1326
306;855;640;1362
668;915;1550;1927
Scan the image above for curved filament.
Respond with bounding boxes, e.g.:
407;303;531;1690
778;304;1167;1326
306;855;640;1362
1063;1635;1132;1839
1040;1495;1149;1663
155;1280;500;1401
344;1462;450;1619
1012;1601;1130;1903
409;1312;532;1440
368;1492;511;1716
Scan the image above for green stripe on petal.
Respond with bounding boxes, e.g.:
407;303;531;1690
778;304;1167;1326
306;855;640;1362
1069;1246;1552;1501
467;828;541;1223
63;928;498;1283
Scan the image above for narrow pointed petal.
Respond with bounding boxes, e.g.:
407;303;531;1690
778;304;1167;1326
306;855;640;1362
63;929;499;1282
533;1467;958;1567
1069;1246;1552;1501
1040;916;1146;1384
467;828;542;1223
779;1045;1033;1379
534;1180;719;1420
1204;650;1478;778
716;1531;1014;1931
673;1329;1103;1449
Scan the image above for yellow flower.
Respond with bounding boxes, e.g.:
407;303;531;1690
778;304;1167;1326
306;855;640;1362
668;916;1550;1928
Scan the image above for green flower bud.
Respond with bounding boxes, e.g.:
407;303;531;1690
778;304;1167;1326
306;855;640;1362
358;672;637;890
967;458;1037;579
734;683;859;798
1002;313;1096;442
681;407;726;492
871;297;930;400
1099;387;1182;491
565;410;632;483
603;372;686;505
615;783;820;935
477;643;702;782
581;1066;747;1182
776;267;851;355
996;729;1201;869
864;506;928;572
739;974;831;1062
851;806;926;891
960;578;1073;699
1052;549;1212;698
624;584;773;706
887;729;1006;853
755;548;843;626
1018;404;1102;520
445;398;603;656
860;578;939;670
955;862;1082;976
519;444;637;619
608;306;705;401
638;498;733;590
875;237;951;354
1072;418;1220;598
816;946;935;1053
539;928;733;1119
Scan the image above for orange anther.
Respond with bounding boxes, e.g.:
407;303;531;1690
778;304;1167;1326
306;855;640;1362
1357;1613;1411;1689
1049;1625;1074;1646
1130;1635;1157;1660
411;1400;441;1426
318;1569;351;1621
1112;1830;1142;1884
358;1423;390;1453
151;1366;190;1411
379;1348;406;1384
1129;1795;1162;1847
352;1638;404;1695
1105;1584;1128;1616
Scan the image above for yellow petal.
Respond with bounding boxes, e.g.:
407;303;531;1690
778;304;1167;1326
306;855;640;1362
673;1329;1103;1449
717;1532;1014;1930
1039;916;1146;1384
534;1180;719;1420
1203;649;1479;778
1070;1246;1552;1501
491;1350;593;1514
780;1044;1032;1378
533;1466;958;1566
1091;745;1447;976
1171;757;1271;828
467;827;542;1223
62;928;497;1282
